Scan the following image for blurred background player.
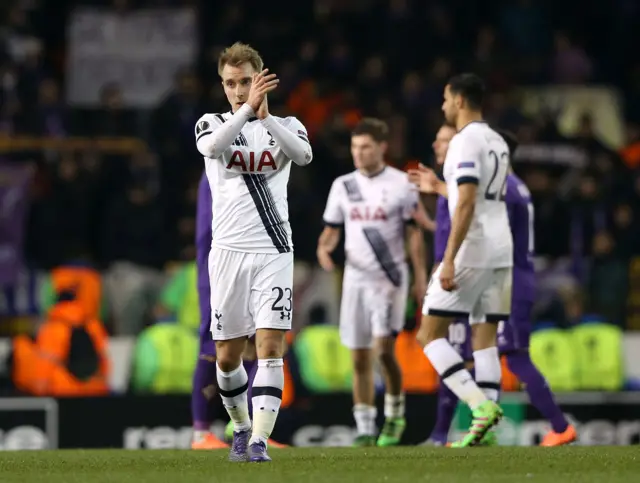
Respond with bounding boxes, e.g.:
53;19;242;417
317;118;427;447
412;130;577;447
195;42;312;462
416;73;511;447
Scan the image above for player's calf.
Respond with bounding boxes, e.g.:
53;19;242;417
215;338;248;372
375;338;406;447
416;314;449;347
505;351;575;446
351;349;377;444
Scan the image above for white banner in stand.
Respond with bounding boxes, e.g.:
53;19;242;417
66;8;197;107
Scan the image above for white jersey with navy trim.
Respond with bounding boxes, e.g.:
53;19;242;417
443;121;513;268
323;166;418;286
195;111;309;254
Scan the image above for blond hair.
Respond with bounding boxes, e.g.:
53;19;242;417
217;42;264;76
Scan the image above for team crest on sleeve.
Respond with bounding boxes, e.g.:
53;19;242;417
196;120;210;135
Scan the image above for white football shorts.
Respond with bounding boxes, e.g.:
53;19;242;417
422;265;512;325
209;247;293;340
339;266;409;349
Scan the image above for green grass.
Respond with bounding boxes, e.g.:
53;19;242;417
0;447;638;483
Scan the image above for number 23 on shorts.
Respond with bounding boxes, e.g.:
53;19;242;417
271;286;292;321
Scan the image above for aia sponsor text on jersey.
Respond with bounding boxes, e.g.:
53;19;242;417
226;150;277;173
350;206;388;221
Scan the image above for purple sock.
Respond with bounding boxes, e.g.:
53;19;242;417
506;352;569;434
192;357;218;430
244;359;258;417
429;379;459;444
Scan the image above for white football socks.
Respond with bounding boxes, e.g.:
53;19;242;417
216;362;251;432
353;404;377;436
384;393;405;419
424;338;487;410
250;358;284;445
474;346;501;402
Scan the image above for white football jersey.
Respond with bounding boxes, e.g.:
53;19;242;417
443;121;513;268
323;167;418;286
195;111;309;254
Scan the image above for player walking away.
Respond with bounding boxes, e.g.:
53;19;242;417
195;42;313;462
317;118;427;447
191;172;288;450
413;74;511;447
410;124;472;446
411;131;577;447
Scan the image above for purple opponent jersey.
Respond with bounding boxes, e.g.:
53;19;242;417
433;195;450;264
504;174;536;303
196;172;214;353
498;173;536;352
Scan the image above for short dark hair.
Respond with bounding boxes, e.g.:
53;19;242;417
447;73;485;110
352;117;389;143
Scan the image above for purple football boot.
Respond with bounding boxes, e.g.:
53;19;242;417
248;440;271;463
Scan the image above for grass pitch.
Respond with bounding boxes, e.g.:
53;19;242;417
0;447;638;483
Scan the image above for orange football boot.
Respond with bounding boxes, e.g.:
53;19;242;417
191;432;229;450
540;424;577;447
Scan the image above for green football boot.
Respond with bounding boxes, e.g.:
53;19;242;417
478;429;498;446
450;401;503;448
376;417;406;447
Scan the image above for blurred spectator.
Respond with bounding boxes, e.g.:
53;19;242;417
102;183;168;335
84;83;137;137
611;203;640;257
21;78;67;136
500;0;549;56
570;171;608;263
551;32;593;84
35;154;97;266
588;230;628;327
